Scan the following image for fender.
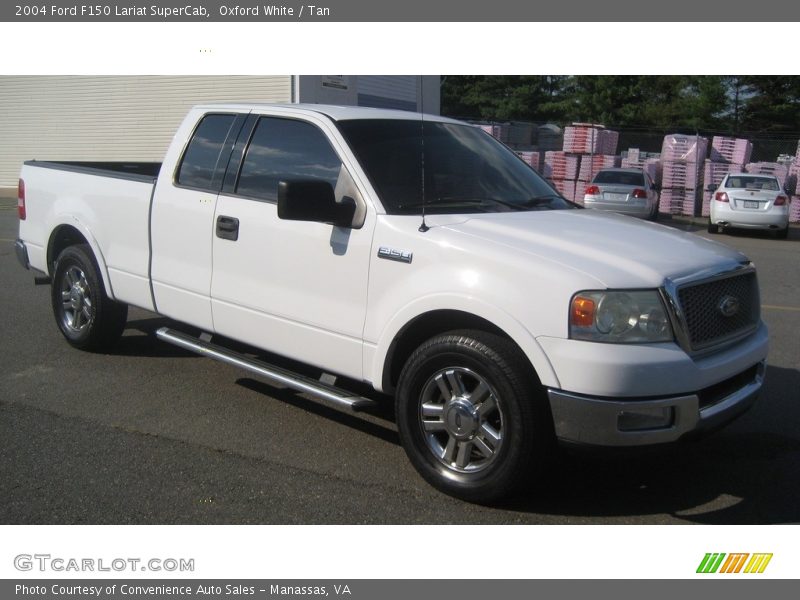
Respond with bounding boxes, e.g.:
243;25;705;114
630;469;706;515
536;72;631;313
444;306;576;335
47;214;116;301
368;293;560;393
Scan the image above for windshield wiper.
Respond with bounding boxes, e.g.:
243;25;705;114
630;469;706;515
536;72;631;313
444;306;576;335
398;197;527;211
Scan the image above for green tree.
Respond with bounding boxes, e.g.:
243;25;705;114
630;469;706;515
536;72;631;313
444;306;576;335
739;76;800;134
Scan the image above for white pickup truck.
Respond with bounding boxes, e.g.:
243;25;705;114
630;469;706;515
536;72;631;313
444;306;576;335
16;104;768;502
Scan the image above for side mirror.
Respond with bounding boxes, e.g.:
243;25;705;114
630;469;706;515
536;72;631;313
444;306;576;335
277;180;356;228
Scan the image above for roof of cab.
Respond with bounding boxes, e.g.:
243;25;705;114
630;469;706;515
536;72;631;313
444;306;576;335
191;102;464;124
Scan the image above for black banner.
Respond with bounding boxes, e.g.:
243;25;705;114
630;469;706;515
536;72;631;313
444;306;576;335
4;0;800;22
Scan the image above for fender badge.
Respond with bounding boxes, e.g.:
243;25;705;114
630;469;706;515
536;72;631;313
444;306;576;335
378;246;413;264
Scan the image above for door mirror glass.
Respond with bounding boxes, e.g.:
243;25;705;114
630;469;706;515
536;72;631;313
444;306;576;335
278;180;356;228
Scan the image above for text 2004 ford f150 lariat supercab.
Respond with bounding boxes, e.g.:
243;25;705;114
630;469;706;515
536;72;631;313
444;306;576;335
15;104;768;502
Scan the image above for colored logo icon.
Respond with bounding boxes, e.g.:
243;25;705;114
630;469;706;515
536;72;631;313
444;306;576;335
697;553;772;574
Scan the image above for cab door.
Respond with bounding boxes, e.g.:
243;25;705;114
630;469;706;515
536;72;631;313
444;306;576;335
209;113;374;380
150;110;247;330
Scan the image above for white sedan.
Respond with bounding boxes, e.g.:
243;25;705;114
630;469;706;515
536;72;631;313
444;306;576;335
583;168;660;220
708;173;790;239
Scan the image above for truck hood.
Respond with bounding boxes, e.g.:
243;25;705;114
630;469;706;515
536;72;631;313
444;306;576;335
437;209;749;288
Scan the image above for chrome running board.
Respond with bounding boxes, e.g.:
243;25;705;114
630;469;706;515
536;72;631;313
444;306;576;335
156;327;377;412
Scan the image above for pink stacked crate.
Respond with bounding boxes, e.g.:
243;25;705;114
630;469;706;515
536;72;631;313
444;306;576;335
710;136;753;164
563;124;604;154
543;151;580;180
786;159;799;195
661;134;709;163
745;162;789;186
604;130;620;155
791;197;800;223
516;150;541;171
551;179;576;202
621;150;662;185
661;160;703;189
659;189;696;216
701;191;714;217
704;160;742;191
645;158;662;185
575;181;590;205
563;123;619;155
579;154;620;181
478;123;510;144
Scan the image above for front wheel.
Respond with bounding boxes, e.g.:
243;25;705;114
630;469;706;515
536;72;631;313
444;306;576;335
51;244;128;352
396;330;554;503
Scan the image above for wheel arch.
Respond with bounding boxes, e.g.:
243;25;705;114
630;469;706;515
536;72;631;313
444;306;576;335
46;221;115;300
376;305;559;394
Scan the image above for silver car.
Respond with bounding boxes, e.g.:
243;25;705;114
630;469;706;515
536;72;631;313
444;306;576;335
583;168;660;220
708;173;790;239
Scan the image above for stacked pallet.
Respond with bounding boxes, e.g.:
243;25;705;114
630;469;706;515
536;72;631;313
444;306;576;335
563;123;618;154
791;197;800;224
516;150;541;171
659;134;709;216
660;189;697;216
745;162;789;186
551;179;577;203
579;154;620;181
556;123;621;205
791;140;800;223
477;123;510;144
701;160;744;217
621;149;662;184
543;151;580;180
710;136;752;164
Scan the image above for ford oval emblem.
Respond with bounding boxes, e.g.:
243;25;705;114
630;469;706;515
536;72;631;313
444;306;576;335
718;295;740;318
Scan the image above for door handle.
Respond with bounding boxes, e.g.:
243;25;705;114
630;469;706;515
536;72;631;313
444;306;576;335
216;215;239;241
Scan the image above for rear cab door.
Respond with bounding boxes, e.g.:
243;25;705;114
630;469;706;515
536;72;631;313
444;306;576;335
150;108;249;330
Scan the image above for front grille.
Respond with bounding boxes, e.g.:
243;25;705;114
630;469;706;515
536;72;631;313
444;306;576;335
677;271;760;351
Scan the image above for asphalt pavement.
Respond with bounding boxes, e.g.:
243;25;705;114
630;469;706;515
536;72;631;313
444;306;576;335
1;200;799;524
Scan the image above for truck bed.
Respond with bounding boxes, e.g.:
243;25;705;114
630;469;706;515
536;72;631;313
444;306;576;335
23;160;162;182
19;160;160;312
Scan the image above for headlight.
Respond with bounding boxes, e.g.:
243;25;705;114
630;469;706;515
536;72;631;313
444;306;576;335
569;290;673;343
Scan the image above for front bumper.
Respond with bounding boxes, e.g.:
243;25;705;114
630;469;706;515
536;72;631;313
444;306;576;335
547;360;765;446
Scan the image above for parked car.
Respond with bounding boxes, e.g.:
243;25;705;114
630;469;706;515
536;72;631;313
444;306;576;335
708;173;790;239
583;168;660;220
15;104;768;503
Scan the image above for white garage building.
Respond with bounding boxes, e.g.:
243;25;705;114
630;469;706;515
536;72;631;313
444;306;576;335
0;75;441;195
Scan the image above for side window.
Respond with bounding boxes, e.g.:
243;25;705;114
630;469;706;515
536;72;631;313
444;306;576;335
236;117;342;201
176;114;237;191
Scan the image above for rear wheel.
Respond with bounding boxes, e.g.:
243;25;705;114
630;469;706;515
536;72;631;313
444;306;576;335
51;244;128;351
707;221;719;234
775;225;789;240
395;330;554;503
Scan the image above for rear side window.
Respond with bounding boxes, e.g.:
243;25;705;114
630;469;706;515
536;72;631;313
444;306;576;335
235;117;342;201
176;114;238;191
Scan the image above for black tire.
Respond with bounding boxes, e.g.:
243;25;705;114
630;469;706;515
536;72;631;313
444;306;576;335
51;244;128;352
396;329;554;503
775;225;789;240
707;221;719;234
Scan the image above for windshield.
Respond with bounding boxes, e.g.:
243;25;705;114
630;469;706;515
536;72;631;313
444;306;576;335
337;119;576;215
592;170;644;186
725;175;780;191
